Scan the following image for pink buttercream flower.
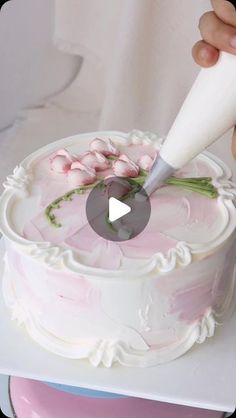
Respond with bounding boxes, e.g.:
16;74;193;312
90;138;120;157
67;162;96;187
50;148;75;173
138;155;154;171
56;148;75;162
79;151;110;171
112;154;139;177
51;155;71;173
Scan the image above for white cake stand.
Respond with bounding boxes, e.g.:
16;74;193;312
0;239;235;416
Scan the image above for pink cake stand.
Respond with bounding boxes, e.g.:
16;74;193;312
8;377;224;418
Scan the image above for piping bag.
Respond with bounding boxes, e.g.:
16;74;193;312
143;51;236;197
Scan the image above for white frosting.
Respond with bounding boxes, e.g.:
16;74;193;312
1;130;236;269
1;130;236;367
3;166;31;196
4;251;235;368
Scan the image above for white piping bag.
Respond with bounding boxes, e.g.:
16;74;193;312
143;52;236;196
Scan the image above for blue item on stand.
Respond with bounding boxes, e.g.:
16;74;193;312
45;382;127;399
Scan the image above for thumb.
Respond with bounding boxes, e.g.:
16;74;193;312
211;0;236;27
231;126;236;159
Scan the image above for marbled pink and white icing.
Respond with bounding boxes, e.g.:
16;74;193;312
1;130;236;367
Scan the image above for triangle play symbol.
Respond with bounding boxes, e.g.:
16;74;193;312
108;197;131;222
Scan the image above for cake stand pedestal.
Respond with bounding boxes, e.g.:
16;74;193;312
0;240;235;417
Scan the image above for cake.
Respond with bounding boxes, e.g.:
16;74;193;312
0;130;236;368
9;377;224;418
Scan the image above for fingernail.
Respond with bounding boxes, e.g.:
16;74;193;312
229;35;236;48
226;1;236;12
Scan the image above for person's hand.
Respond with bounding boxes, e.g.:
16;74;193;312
192;0;236;67
192;0;236;157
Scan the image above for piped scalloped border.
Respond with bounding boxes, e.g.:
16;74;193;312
0;130;236;278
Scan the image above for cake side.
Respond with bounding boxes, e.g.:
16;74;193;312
2;231;236;367
1;130;236;367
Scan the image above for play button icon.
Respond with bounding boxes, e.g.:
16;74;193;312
86;177;151;242
108;197;131;222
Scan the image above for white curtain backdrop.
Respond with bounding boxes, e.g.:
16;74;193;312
1;0;235;182
53;0;206;133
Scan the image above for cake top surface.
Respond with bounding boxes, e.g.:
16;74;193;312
1;130;236;276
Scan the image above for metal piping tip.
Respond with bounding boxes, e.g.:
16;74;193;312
141;155;175;198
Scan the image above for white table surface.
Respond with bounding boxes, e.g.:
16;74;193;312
0;240;236;415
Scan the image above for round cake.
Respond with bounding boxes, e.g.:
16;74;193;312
9;377;223;418
1;130;236;367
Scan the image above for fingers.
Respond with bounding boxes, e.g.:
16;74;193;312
211;0;236;27
192;40;219;67
231;127;236;159
199;11;236;54
193;8;236;68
